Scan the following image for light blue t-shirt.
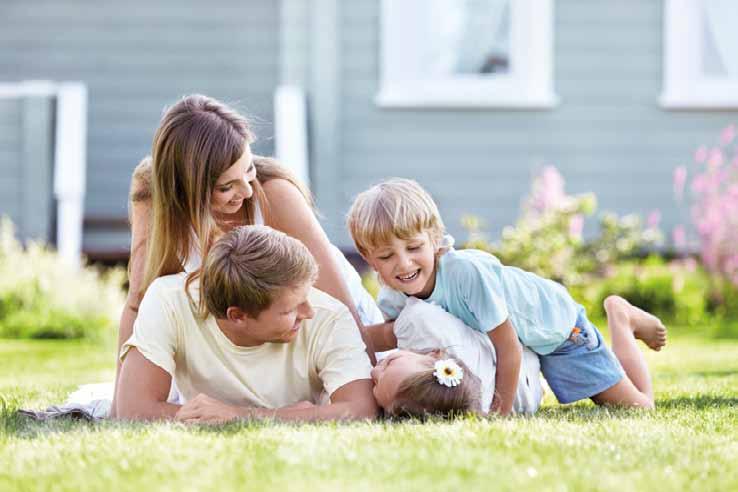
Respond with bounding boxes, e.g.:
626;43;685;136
378;248;580;355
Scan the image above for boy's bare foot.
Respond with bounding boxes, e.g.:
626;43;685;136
603;295;667;351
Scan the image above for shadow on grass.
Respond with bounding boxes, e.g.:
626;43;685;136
688;369;738;378
656;395;738;410
0;396;308;440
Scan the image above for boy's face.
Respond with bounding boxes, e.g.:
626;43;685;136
365;232;437;298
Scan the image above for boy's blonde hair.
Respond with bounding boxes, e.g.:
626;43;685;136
198;225;318;318
390;351;482;418
347;178;446;257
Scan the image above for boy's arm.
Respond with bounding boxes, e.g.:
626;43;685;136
174;379;378;423
365;321;397;352
487;319;522;416
116;347;181;420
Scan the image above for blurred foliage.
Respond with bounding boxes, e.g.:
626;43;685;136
461;166;738;335
0;217;125;341
463;166;663;287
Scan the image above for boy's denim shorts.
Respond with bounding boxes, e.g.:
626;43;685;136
539;309;625;404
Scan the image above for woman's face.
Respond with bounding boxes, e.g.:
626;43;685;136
370;350;434;411
211;145;257;215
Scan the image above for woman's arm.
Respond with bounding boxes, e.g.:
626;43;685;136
262;179;377;364
111;169;153;417
365;321;397;352
487;319;523;416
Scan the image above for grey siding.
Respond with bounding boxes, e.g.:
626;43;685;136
0;0;279;255
0;99;23;227
323;0;738;248
0;95;55;243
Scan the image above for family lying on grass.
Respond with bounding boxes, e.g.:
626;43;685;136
112;95;667;423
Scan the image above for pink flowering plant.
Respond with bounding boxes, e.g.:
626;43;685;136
464;166;663;287
673;124;738;287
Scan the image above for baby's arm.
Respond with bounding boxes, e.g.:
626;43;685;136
365;321;397;352
487;319;522;416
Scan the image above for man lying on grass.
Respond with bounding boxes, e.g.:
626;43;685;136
116;225;378;423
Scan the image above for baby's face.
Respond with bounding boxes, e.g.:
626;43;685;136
365;232;437;298
370;350;434;411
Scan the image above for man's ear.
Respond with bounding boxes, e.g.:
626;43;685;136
225;306;248;323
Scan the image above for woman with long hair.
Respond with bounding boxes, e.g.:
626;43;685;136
113;95;381;414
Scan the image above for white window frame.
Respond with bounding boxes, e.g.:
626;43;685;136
376;0;558;109
661;0;738;109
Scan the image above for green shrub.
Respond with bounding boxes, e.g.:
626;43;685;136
462;166;662;287
0;217;125;341
577;258;710;326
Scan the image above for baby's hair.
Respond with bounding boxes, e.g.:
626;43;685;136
389;350;482;418
347;178;446;258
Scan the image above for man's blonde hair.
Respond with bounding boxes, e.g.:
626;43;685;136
347;178;446;257
198;225;318;318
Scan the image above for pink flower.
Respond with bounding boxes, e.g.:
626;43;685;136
720;124;736;146
569;214;584;239
695;145;708;163
647;210;661;229
691;174;710;194
683;257;698;272
672;225;687;251
673;166;687;201
708;148;724;169
528;165;566;214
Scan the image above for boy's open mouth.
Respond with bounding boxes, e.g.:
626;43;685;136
397;270;420;282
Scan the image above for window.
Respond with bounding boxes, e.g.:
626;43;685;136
661;0;738;109
376;0;557;108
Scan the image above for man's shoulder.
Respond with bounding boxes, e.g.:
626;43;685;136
143;273;195;312
307;288;352;319
149;272;187;290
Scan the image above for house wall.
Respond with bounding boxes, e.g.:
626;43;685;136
0;98;24;230
0;92;55;244
0;0;279;255
319;0;738;248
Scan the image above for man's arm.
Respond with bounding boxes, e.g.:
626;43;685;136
174;379;378;424
116;347;181;420
365;321;397;353
487;319;522;416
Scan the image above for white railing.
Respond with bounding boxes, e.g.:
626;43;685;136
274;85;310;187
0;80;87;268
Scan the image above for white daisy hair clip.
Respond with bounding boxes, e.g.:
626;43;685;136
433;359;464;387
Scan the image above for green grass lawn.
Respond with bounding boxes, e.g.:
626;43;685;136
1;333;737;492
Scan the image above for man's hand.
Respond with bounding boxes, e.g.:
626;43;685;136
174;394;248;424
282;400;316;411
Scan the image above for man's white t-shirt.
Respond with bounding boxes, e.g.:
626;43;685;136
121;273;373;409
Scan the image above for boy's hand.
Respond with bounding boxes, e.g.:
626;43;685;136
487;319;523;416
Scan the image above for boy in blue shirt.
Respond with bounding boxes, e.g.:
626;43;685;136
348;178;666;416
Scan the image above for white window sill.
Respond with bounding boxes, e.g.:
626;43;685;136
660;92;738;110
375;89;559;109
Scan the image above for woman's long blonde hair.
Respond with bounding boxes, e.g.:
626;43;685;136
140;94;313;304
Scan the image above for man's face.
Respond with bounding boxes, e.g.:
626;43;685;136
242;281;315;344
